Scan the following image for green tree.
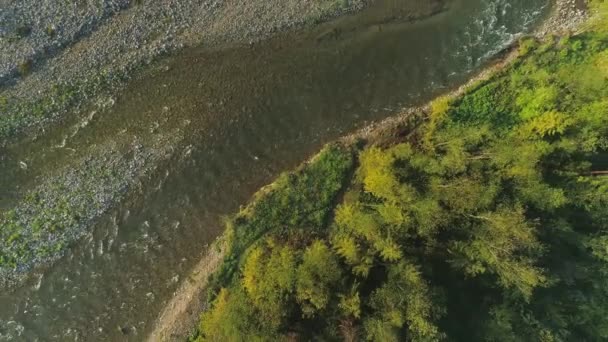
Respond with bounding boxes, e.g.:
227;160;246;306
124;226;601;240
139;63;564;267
296;240;343;317
450;206;546;299
365;262;443;341
241;241;297;330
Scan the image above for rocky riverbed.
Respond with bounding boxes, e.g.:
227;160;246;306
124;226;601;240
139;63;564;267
535;0;588;36
0;0;453;292
0;0;371;144
0;0;372;287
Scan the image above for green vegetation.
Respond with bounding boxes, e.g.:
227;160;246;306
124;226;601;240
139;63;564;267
0;145;163;281
587;0;608;33
45;25;56;38
192;7;608;341
206;144;355;299
0;61;128;144
15;25;32;39
5;25;31;43
0;190;81;269
17;60;33;76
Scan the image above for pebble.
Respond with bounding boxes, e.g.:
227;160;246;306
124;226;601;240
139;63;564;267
534;0;588;38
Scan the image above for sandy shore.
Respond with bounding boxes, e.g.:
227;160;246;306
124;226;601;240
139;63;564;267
147;0;591;340
146;244;225;341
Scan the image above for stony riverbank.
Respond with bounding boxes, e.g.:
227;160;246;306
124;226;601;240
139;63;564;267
0;126;186;288
0;0;371;145
0;0;455;292
0;0;372;290
535;0;588;36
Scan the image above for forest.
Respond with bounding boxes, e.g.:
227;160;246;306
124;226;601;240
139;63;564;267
192;2;608;341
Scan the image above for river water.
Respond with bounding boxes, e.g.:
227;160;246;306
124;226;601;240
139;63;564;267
0;0;549;340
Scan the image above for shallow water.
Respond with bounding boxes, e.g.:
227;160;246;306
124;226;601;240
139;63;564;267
0;0;549;340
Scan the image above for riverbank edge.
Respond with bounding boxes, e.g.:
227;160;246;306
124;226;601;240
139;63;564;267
0;0;450;300
147;1;590;340
146;145;351;341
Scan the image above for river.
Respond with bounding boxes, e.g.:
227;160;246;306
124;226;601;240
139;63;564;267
0;0;548;340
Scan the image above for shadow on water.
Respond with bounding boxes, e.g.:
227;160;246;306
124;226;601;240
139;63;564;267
0;0;549;340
